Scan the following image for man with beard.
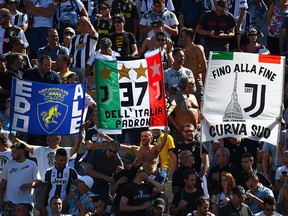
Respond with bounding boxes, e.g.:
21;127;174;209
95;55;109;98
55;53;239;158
173;123;209;179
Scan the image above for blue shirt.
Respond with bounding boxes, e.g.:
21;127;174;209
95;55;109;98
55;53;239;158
247;184;274;214
37;45;69;61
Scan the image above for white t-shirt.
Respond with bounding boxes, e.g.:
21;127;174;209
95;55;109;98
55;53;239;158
2;159;40;204
254;211;282;216
275;165;288;181
30;146;72;180
0;149;12;181
32;0;54;28
86;50;120;65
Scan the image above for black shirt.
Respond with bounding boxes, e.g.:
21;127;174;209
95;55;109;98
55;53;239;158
108;31;136;57
173;141;208;173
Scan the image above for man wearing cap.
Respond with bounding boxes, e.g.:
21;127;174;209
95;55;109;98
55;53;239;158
168;76;200;144
0;8;28;54
108;14;138;57
93;1;115;50
0;142;41;216
41;148;79;215
153;197;168;216
217;185;253;216
139;20;174;56
62;27;75;48
63;175;95;215
111;0;139;38
5;0;28;32
139;0;178;39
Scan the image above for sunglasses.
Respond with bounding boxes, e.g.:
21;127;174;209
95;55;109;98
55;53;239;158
0;15;8;19
153;25;160;28
114;20;122;24
185;154;194;159
108;148;117;154
99;7;108;10
64;32;74;36
184;130;194;133
265;208;275;212
157;38;165;42
249;34;257;36
137;169;146;174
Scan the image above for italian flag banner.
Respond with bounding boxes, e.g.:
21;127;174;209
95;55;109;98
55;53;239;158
94;49;167;134
201;52;285;144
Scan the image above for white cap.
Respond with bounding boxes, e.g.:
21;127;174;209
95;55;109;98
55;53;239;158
78;175;94;189
259;48;270;55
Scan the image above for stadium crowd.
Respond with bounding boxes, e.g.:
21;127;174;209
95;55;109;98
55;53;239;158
0;0;287;215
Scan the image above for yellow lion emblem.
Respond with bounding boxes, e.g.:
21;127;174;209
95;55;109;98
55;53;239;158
41;105;61;129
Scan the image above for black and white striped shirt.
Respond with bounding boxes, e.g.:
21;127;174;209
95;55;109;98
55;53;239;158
69;33;98;69
44;166;78;206
10;11;28;29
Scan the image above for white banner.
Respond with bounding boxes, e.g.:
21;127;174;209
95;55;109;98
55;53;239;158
201;52;285;144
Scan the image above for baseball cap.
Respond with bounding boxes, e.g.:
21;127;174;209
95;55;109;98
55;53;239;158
11;142;25;150
153;198;165;209
232;185;247;199
112;14;125;23
78;175;94;189
122;152;136;164
178;76;195;90
151;20;164;26
99;1;111;8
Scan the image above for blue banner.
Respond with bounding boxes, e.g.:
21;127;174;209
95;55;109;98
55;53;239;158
10;77;86;135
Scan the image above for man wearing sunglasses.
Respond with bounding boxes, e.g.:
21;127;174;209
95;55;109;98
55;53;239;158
86;140;122;204
139;0;178;39
108;14;138;57
93;1;114;50
255;196;281;216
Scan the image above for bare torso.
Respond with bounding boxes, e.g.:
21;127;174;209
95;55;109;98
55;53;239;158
134;145;159;175
184;44;206;81
174;94;200;127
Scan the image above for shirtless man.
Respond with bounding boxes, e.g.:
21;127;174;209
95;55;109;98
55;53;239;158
169;76;200;144
118;129;168;176
139;20;173;56
181;27;207;105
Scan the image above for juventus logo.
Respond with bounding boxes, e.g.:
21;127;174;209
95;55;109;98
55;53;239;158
244;83;266;118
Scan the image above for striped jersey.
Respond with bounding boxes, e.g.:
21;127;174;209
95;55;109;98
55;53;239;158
10;11;28;29
0;25;28;54
44;166;78;206
69;33;98;69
